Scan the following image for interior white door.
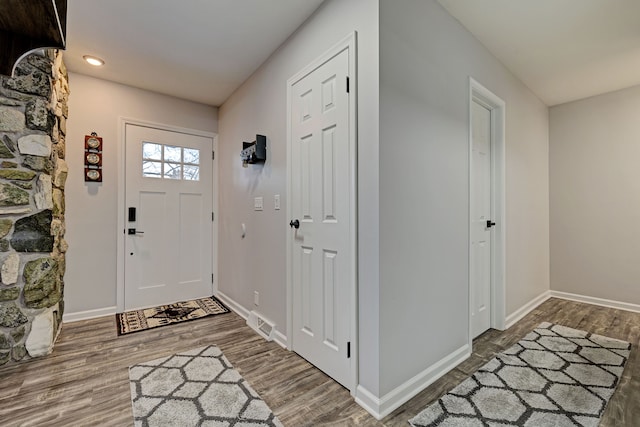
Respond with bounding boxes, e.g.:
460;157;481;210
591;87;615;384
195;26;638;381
124;124;213;310
289;48;351;388
470;100;492;338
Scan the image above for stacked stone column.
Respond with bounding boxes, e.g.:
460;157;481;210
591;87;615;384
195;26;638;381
0;51;68;364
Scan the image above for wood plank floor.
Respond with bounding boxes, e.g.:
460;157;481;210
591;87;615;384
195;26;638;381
0;297;637;426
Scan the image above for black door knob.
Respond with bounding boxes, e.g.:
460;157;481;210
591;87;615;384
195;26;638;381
289;219;300;229
486;220;496;228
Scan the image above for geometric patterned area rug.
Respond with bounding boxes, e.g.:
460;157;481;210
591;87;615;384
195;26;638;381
410;322;631;427
129;345;283;426
116;296;229;336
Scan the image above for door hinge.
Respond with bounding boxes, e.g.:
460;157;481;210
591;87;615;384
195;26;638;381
211;273;214;283
347;341;351;358
346;76;350;93
212;150;215;160
212;212;215;221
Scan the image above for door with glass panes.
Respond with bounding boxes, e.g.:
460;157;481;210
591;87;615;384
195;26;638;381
124;124;213;310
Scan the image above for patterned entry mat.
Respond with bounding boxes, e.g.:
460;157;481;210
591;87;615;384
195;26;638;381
410;322;631;427
129;345;283;426
116;296;229;335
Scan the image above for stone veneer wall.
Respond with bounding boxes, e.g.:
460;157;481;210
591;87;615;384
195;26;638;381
0;51;68;364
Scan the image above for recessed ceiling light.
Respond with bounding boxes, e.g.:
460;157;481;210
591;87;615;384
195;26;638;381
83;55;105;66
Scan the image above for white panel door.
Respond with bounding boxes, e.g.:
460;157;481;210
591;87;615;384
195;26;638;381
471;100;492;338
125;124;213;310
290;48;351;388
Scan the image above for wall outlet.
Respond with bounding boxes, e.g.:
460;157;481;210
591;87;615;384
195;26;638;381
254;197;263;211
274;194;280;210
254;291;259;306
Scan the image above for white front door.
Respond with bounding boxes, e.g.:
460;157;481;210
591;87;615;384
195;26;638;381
289;47;352;388
470;100;492;338
124;124;213;310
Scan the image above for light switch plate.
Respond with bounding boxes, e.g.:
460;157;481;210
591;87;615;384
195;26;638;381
274;194;280;210
254;197;263;211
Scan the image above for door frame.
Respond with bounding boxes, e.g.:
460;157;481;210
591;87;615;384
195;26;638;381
116;117;218;312
285;32;358;393
468;78;506;346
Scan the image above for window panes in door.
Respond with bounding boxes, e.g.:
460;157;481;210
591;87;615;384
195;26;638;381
164;163;182;180
143;142;162;160
141;142;200;181
164;145;182;162
183;148;200;180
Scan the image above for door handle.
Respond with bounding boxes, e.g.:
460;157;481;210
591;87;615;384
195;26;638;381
289;219;300;229
486;220;496;228
127;228;145;235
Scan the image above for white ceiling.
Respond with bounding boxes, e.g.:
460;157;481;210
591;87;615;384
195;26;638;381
64;1;640;108
64;0;325;106
438;0;640;106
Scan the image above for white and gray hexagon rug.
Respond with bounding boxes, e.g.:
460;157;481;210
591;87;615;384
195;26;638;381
129;345;282;427
410;322;631;427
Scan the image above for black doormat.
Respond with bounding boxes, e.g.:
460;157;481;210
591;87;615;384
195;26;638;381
115;296;230;336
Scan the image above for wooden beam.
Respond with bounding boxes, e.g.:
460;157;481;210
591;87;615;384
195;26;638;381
0;0;66;76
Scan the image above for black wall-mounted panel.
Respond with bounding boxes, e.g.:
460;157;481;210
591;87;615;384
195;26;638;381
255;134;266;161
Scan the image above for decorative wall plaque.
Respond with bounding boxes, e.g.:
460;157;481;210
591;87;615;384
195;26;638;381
84;132;103;182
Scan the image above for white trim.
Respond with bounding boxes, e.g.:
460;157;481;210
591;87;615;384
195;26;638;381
51;0;66;46
62;306;117;323
354;387;383;420
550;291;640;314
355;344;470;420
273;330;288;349
117;118;218;312
212;135;219;295
215;291;250;320
505;291;552;329
216;291;289;349
468;78;507;349
286;32;358;394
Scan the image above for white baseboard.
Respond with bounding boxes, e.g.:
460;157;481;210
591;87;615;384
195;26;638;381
355;344;470;420
354;386;383;420
505;290;551;329
273;330;288;349
215;291;250;319
550;291;640;314
62;306;117;323
215;291;288;347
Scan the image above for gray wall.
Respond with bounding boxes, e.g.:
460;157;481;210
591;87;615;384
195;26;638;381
550;84;640;305
65;73;218;315
63;0;554;406
378;0;549;395
217;0;382;394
